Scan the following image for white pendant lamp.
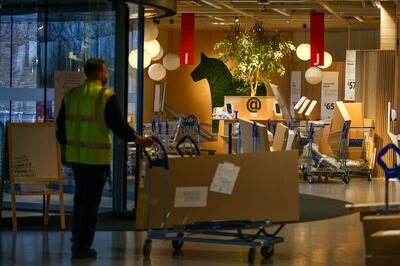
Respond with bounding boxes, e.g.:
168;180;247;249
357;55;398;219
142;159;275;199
152;46;164;61
144;21;159;42
296;43;311;61
144;40;161;58
318;52;333;69
305;66;323;85
128;49;151;69
148;63;167;81
162;53;180;71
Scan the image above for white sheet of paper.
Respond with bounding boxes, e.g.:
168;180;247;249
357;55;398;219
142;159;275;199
174;187;208;208
210;162;240;195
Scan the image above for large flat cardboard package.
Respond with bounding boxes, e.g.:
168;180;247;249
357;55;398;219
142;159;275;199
371;230;400;256
362;215;400;255
136;151;299;230
328;101;352;157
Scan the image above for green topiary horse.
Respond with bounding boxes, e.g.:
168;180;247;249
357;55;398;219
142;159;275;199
191;53;266;111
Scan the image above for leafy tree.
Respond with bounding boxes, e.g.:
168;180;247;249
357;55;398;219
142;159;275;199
214;22;295;96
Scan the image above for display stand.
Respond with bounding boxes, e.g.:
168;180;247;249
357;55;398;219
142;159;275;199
0;123;65;231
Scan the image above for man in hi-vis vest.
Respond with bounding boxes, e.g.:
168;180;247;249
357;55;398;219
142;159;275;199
56;58;153;259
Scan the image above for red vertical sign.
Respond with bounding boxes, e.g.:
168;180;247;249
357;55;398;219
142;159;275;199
310;12;324;66
180;13;195;65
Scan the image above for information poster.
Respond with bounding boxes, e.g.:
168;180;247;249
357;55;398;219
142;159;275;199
344;50;356;101
290;71;302;117
54;71;86;115
321;71;339;119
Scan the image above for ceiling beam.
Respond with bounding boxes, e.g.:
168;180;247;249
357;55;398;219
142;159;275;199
314;0;349;25
213;0;255;18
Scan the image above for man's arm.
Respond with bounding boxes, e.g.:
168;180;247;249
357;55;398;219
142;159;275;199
105;95;153;146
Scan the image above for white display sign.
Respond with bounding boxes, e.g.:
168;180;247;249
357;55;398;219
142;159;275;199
321;71;339;120
290;71;302;117
174;187;208;208
210;162;240;195
54;71;86;116
344;50;356;101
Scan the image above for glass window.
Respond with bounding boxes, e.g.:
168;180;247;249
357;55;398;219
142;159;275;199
0;4;118;214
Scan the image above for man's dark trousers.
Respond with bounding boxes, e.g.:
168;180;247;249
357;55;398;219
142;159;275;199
71;163;108;251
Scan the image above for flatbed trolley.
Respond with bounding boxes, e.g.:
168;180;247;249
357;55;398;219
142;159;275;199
142;137;285;263
345;126;375;181
302;123;350;184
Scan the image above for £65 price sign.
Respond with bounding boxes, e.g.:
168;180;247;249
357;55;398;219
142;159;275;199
324;102;335;110
321;72;339;119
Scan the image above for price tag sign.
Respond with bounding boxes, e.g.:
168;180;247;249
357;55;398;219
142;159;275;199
344;50;356;101
321;72;339;119
290;71;301;117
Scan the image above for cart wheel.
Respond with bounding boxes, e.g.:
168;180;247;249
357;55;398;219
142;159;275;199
248;247;256;263
172;233;184;251
261;244;275;259
341;173;350;184
143;239;152;257
307;175;314;184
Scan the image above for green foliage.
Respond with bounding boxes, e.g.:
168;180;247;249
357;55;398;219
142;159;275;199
214;22;295;96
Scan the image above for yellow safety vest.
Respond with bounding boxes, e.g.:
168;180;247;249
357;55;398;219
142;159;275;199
64;80;115;165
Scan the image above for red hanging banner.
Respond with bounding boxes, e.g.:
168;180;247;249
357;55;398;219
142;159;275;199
180;13;195;65
310;12;324;66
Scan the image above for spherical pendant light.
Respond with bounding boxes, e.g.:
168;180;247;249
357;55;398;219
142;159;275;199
296;43;311;61
148;63;167;81
128;49;151;69
319;52;333;69
162;53;180;71
152;46;164;61
305;66;323;85
144;40;161;58
144;21;159;42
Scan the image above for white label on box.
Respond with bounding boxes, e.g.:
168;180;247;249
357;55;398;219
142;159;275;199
174;187;208;207
210;162;240;195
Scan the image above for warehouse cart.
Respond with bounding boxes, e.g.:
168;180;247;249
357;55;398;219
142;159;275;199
300;123;376;184
142;137;285;263
345;126;376;181
301;123;350;184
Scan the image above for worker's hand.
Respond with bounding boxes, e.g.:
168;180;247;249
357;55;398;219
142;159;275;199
136;135;154;147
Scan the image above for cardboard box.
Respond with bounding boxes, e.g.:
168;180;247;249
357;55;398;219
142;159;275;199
271;123;288;152
362;215;400;255
328;101;351;157
305;100;318;121
344;102;364;139
296;99;310;120
366;255;400;266
371;229;400;256
330;101;351;134
136;151;299;230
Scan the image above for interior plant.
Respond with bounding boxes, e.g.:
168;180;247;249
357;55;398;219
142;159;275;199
214;22;295;96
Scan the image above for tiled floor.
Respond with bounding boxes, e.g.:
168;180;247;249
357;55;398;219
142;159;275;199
1;178;399;265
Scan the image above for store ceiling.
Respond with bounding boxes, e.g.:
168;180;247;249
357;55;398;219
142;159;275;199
0;0;395;31
158;0;397;31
